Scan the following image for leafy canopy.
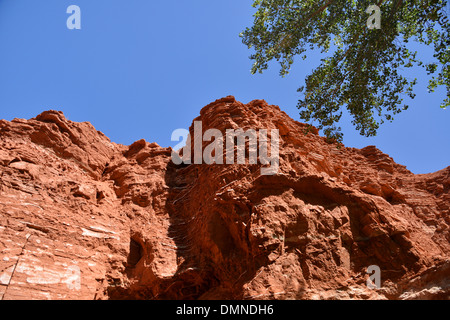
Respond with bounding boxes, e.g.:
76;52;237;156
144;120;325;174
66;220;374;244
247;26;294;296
241;0;449;142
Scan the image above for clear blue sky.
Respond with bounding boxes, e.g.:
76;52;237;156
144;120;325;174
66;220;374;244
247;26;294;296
0;0;448;174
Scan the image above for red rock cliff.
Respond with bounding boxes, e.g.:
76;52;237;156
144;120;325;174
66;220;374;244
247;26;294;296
0;97;448;300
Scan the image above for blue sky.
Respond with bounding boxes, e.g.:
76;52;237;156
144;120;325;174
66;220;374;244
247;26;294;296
0;0;448;174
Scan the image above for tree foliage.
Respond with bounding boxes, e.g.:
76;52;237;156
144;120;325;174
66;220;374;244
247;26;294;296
241;0;449;142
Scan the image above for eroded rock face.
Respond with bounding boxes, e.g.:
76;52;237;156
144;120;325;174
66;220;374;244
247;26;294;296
0;98;448;300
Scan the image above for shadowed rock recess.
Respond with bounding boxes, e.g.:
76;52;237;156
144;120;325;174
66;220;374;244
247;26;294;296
0;96;448;300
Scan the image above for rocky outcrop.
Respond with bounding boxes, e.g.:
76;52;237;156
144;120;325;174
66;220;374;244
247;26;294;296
0;97;448;300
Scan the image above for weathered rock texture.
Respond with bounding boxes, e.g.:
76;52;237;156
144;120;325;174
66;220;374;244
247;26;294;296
0;96;449;300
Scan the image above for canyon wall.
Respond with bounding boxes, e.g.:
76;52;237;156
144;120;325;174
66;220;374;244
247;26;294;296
0;96;448;300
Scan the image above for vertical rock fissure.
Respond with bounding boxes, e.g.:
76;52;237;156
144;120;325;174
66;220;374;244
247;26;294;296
2;234;31;300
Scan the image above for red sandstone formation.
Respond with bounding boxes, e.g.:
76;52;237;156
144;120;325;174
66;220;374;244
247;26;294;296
0;96;448;300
